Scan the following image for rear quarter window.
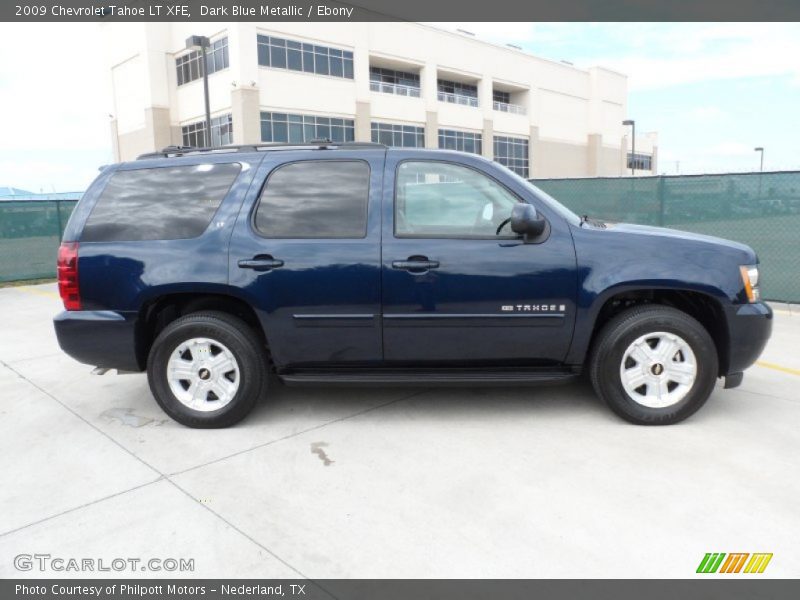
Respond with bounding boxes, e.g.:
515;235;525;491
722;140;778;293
81;163;241;242
254;160;370;238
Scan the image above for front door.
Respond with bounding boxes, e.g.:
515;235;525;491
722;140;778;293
229;150;385;368
381;155;577;365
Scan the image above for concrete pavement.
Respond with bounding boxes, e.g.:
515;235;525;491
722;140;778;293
1;283;798;578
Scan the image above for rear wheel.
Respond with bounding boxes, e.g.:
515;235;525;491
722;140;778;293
147;311;266;428
589;305;718;425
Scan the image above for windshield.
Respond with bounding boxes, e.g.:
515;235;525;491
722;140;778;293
502;167;582;226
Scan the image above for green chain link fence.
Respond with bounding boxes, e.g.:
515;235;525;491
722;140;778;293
534;171;800;303
0;200;78;282
2;171;799;302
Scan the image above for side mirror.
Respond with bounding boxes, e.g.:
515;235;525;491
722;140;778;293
510;203;547;241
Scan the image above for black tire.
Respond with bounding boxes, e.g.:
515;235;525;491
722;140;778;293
589;305;718;425
147;311;267;428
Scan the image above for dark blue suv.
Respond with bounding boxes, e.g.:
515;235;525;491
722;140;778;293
54;143;772;427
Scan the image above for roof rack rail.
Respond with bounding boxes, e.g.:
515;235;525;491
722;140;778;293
136;142;387;160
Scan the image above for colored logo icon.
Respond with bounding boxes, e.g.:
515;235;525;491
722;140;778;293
696;553;773;574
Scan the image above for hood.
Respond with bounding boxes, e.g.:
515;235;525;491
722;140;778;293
598;221;756;259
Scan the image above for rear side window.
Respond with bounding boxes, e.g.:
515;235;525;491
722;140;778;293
81;163;241;242
254;160;370;238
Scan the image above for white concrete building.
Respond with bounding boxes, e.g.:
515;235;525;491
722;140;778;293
102;22;658;178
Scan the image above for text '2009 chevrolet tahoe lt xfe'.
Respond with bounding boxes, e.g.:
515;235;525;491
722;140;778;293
54;143;772;427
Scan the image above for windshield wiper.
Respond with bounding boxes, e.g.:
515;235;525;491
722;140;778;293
580;214;607;229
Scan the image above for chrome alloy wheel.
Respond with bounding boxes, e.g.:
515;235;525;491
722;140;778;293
619;331;697;408
166;337;240;411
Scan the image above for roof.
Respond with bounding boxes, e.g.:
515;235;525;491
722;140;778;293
126;145;497;172
136;142;387;160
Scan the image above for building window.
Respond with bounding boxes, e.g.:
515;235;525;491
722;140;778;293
176;37;229;86
493;90;510;104
438;129;482;155
627;153;653;171
176;51;202;86
492;89;526;114
206;38;229;75
181;114;233;148
494;136;529;178
369;67;421;97
437;79;479;107
260;112;355;143
257;35;354;79
371;122;425;147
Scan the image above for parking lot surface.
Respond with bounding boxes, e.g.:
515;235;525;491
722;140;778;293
1;283;798;578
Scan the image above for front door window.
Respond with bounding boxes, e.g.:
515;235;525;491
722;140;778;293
394;161;519;238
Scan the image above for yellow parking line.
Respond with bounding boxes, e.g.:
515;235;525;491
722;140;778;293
756;361;800;377
15;286;60;300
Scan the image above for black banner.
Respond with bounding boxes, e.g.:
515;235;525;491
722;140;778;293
4;580;800;600
3;0;800;22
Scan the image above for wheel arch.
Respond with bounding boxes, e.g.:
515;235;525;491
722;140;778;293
570;285;730;377
135;291;269;370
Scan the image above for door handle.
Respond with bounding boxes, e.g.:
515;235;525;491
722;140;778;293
238;256;284;271
392;258;440;272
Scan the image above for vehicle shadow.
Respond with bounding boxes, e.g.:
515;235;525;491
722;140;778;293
254;374;611;426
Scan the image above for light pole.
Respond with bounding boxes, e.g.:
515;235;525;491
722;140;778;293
754;147;765;197
754;147;764;172
186;35;213;147
623;119;635;176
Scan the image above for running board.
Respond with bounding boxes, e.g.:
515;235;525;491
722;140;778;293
279;369;579;387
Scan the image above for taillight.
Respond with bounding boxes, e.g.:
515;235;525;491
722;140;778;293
57;242;81;311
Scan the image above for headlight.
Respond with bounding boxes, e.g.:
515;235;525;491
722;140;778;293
740;265;760;302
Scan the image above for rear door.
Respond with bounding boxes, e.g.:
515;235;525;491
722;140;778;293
380;152;577;365
229;149;385;368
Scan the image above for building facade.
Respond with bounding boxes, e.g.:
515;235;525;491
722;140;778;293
103;22;658;177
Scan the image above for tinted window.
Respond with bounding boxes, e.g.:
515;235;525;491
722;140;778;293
371;122;425;148
395;161;519;237
438;129;482;155
256;35;354;80
260;112;354;144
255;161;369;238
493;135;529;178
176;37;229;86
82;163;241;242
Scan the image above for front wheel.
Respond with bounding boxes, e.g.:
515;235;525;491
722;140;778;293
147;311;267;428
589;305;718;425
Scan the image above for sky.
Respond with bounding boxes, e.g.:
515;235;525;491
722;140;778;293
0;23;111;193
439;22;800;175
0;22;798;192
